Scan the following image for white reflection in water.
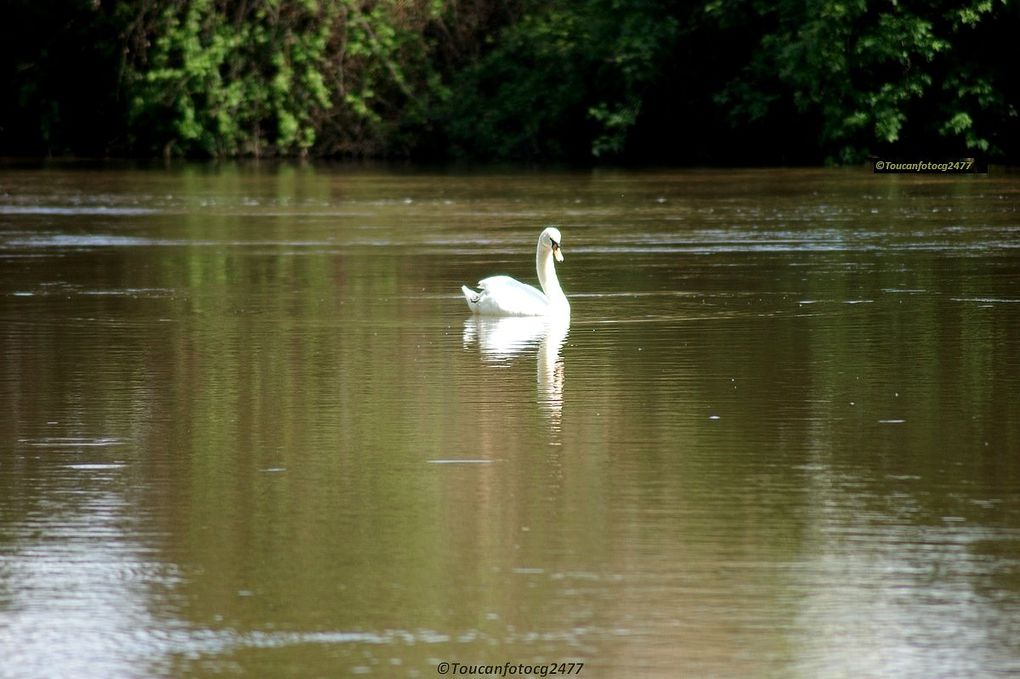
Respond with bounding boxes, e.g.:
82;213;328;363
0;490;180;679
790;460;1020;678
463;317;569;428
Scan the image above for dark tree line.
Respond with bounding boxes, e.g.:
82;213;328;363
2;0;1016;163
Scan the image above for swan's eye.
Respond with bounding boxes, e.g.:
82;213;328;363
551;241;559;249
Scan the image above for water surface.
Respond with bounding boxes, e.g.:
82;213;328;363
1;165;1019;678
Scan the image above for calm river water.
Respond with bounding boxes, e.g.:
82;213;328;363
1;164;1018;678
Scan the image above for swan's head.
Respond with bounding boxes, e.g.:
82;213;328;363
541;227;564;262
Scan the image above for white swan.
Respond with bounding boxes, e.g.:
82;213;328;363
461;227;570;316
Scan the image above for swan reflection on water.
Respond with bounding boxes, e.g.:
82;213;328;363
462;316;569;426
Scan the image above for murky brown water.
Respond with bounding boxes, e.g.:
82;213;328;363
1;164;1019;678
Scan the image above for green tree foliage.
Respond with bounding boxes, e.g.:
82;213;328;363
438;0;678;160
439;0;1017;162
0;0;1016;162
124;0;443;156
711;0;1018;162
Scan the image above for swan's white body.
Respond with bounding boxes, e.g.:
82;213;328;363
461;227;570;317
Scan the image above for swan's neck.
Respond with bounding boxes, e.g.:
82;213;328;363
536;245;567;307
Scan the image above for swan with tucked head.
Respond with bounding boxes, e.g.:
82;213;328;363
461;227;570;317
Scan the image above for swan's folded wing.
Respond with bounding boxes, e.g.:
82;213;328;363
476;275;549;316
